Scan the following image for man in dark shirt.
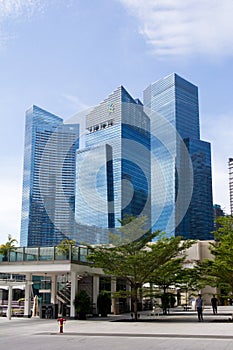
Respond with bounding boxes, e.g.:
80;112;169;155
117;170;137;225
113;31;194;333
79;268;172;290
211;295;218;314
196;294;204;321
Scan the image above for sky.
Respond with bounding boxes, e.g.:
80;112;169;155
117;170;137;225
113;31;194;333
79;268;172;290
0;0;233;244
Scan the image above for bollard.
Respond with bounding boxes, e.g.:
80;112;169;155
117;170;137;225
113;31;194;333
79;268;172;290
57;317;66;333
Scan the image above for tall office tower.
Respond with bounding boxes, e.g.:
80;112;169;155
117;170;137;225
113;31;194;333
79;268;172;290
144;73;214;240
229;158;233;216
74;86;151;243
213;204;224;231
20;105;79;247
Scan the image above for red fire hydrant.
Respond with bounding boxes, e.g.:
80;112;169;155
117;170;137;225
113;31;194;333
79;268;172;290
57;317;66;333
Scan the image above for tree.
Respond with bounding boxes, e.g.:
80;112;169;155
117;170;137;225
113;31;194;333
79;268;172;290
176;264;205;309
149;258;185;314
86;216;194;320
87;216;158;320
200;216;233;301
149;236;195;314
56;238;76;258
73;290;91;320
97;291;111;317
0;234;18;261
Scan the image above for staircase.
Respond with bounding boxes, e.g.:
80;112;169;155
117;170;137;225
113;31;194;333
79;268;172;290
56;276;94;317
56;282;71;316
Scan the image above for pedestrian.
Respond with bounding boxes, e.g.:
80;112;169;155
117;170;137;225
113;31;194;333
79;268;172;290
211;295;218;314
196;294;204;321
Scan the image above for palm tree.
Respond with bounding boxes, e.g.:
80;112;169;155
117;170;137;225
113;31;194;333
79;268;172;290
0;234;18;261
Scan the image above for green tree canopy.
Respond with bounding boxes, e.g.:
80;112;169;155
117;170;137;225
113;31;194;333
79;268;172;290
149;257;186;313
56;238;76;257
200;216;233;297
86;216;194;319
148;236;195;313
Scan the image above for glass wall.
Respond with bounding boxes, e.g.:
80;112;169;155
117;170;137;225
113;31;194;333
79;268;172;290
144;73;213;239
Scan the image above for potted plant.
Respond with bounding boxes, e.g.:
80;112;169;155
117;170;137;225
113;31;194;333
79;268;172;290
73;290;91;320
97;291;111;317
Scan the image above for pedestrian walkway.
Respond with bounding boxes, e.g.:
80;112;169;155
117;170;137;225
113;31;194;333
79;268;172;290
50;307;233;341
1;306;233;336
1;315;233;350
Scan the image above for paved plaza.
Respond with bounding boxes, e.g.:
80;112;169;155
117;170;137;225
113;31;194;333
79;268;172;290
1;307;233;350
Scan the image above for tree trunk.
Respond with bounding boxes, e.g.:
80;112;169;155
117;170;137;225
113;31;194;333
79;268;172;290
133;286;138;321
162;287;168;315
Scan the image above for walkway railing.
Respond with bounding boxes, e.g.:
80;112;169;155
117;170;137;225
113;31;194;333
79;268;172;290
0;245;90;264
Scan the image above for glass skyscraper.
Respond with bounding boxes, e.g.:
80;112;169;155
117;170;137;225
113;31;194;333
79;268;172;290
20;74;214;246
20;105;79;247
21;87;151;246
229;158;233;216
213;204;224;231
74;86;151;243
144;73;214;240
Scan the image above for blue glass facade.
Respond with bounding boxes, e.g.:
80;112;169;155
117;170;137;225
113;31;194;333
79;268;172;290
144;73;214;240
75;144;114;228
21;74;213;246
20;106;79;247
74;86;151;242
178;139;214;239
21;88;151;247
229;158;233;216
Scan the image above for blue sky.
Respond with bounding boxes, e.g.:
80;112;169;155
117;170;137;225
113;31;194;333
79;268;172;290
0;0;233;243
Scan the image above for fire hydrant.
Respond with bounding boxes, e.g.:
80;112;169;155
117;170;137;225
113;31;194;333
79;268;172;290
57;317;66;333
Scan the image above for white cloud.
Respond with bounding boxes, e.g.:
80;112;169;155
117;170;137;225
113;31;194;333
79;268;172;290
0;0;45;48
0;0;42;17
0;0;73;49
118;0;233;57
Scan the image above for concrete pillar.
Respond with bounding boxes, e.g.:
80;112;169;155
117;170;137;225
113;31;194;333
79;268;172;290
111;277;117;314
93;275;99;315
50;274;57;304
7;285;12;320
24;273;32;318
70;271;78;318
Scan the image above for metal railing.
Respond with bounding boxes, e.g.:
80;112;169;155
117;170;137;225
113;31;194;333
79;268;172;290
0;245;90;264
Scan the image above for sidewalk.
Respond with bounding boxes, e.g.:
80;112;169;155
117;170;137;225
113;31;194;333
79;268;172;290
1;313;233;350
1;306;233;339
51;308;233;340
88;305;233;323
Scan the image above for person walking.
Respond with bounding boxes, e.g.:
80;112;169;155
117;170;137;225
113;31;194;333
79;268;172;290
211;295;218;314
196;294;204;321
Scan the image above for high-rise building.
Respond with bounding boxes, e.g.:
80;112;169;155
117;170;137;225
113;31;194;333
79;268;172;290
20;105;79;247
213;204;224;231
229;158;233;216
21;75;214;246
74;86;151;243
21;87;151;246
143;73;214;240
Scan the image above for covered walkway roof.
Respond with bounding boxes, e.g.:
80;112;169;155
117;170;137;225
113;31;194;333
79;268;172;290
0;245;101;276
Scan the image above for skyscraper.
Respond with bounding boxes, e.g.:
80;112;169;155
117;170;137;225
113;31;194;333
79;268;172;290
229;158;233;216
213;204;224;231
20;105;79;247
74;86;151;243
144;73;214;239
21;87;151;246
21;75;214;246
